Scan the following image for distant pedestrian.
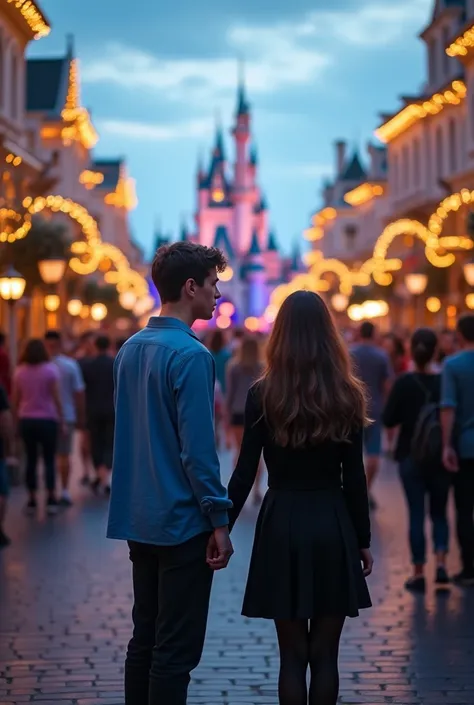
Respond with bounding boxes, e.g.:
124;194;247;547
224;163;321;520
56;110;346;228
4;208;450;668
226;291;372;705
226;335;263;503
80;335;115;494
76;331;96;485
382;333;408;377
0;383;14;547
108;242;232;705
437;328;458;365
383;328;450;592
351;322;393;508
207;330;232;394
441;314;474;586
12;339;63;516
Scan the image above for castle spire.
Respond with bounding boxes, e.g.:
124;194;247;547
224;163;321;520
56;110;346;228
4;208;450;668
236;58;250;116
213;111;225;157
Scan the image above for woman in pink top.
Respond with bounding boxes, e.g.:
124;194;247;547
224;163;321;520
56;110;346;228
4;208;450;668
12;339;63;515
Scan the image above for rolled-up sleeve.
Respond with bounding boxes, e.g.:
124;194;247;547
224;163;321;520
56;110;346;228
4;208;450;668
441;361;457;409
174;350;232;528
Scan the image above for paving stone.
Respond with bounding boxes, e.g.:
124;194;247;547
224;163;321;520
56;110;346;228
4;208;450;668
1;454;474;704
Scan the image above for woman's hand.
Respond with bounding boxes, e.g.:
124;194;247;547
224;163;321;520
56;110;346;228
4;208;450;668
360;548;374;577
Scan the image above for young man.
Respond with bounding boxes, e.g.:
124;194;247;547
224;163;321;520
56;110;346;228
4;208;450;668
108;242;233;705
80;335;115;494
44;331;86;506
351;321;393;507
76;331;96;485
441;314;474;586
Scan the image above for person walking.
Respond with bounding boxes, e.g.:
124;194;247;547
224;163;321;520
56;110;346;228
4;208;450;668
12;339;63;515
383;328;450;592
351;321;393;508
220;291;372;705
76;331;96;486
108;241;233;705
80;335;115;494
0;332;11;396
441;313;474;586
226;335;264;503
44;330;86;506
0;382;14;547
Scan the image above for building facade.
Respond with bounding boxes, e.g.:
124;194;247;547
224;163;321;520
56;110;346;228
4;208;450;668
307;0;474;327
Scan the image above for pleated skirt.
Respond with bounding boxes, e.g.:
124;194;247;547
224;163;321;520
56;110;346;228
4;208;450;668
242;488;372;620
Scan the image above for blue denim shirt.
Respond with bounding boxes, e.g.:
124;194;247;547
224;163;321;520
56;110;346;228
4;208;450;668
107;317;232;546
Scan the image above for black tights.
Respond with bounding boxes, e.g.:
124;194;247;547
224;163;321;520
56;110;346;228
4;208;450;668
275;616;345;705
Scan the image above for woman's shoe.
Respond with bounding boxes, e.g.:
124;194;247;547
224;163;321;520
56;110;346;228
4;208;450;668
25;498;37;516
405;575;426;592
435;566;450;586
46;497;59;516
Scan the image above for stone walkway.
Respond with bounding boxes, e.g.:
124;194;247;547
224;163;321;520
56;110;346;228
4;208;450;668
0;451;474;704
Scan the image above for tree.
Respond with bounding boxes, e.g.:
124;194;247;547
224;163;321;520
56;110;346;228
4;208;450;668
0;216;71;294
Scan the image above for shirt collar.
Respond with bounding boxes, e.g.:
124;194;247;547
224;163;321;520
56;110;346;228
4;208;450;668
147;316;200;341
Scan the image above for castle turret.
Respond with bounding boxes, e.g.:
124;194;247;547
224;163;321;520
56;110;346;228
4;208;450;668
263;230;282;282
244;230;267;317
232;70;253;255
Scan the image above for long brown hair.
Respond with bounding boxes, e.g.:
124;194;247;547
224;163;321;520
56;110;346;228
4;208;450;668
19;339;50;366
261;291;367;447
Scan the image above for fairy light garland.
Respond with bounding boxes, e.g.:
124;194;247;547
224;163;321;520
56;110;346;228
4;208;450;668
5;0;50;39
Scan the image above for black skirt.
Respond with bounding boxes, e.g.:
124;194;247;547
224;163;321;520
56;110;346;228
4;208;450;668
242;488;372;620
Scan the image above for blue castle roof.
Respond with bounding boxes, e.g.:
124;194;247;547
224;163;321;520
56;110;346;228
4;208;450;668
213;225;235;259
341;151;366;182
248;230;261;256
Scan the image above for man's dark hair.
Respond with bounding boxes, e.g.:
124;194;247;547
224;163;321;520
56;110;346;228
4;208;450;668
151;242;227;303
457;314;474;343
0;332;5;346
360;321;375;340
95;335;111;352
45;330;61;342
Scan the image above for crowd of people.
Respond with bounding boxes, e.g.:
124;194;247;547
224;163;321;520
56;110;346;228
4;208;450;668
0;330;119;546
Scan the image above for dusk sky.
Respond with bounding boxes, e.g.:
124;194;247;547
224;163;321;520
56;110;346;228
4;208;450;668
31;0;434;257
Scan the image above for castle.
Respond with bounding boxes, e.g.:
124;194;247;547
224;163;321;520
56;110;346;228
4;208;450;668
155;78;302;324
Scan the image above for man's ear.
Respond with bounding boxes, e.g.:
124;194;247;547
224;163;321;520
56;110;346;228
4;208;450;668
184;278;196;298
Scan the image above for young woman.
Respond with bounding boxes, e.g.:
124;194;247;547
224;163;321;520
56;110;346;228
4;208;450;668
382;333;408;377
383;328;450;592
223;291;373;705
226;336;264;503
12;339;64;515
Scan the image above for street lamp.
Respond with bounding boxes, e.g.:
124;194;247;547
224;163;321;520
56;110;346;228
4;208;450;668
0;266;26;366
67;299;83;317
463;259;474;286
38;258;67;285
90;302;107;322
404;273;428;295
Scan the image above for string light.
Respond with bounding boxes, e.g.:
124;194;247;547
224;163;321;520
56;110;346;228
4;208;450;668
245;316;260;332
61;59;98;149
219;266;234;282
466;294;474;310
6;0;50;39
344;183;384;207
104;166;138;211
0;209;31;243
376;80;467;143
216;315;231;329
219;302;235;317
304;207;337;242
79;170;105;189
447;24;474;57
426;297;441;313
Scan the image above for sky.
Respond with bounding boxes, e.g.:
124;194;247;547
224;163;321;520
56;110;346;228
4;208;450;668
30;0;435;257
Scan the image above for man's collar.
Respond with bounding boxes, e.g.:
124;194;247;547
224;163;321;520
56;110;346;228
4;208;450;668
147;316;200;341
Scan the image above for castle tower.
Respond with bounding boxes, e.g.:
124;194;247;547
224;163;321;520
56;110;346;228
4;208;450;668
244;230;268;317
232;70;253;256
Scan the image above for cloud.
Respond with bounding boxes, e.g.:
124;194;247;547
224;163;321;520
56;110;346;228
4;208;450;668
99;118;213;141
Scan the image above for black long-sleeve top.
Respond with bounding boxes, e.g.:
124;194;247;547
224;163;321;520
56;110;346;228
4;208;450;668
227;385;371;548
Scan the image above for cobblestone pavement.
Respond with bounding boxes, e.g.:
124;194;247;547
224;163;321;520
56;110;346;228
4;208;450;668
1;450;474;705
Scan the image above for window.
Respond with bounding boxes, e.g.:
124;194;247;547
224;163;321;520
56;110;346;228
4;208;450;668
10;50;18;120
344;224;357;250
429;38;437;84
391;153;399;195
448;119;457;172
0;33;3;109
442;26;450;77
402;145;410;191
413;138;421;186
435;126;444;178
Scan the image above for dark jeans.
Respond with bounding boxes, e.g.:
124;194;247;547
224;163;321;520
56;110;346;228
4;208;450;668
88;414;114;470
399;457;450;565
453;459;474;572
125;532;213;705
20;418;58;493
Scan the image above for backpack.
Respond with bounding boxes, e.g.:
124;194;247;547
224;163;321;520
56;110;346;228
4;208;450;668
411;375;442;467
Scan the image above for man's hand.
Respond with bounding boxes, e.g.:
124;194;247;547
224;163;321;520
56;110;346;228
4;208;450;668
443;445;459;473
206;527;234;570
360;548;374;577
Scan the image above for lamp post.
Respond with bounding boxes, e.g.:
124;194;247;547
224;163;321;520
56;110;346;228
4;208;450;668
405;272;428;327
38;256;67;330
0;266;26;366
